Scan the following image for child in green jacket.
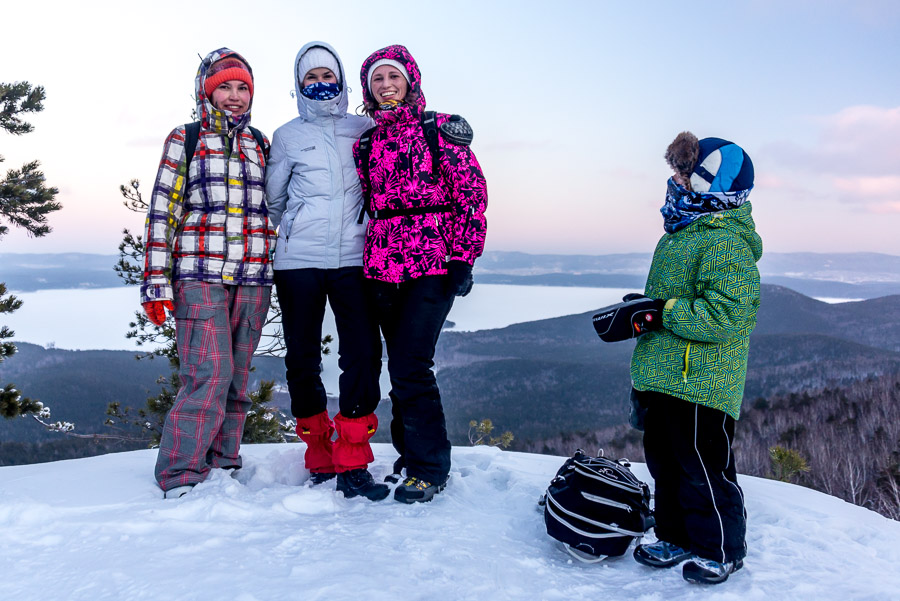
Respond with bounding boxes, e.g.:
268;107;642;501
627;132;762;585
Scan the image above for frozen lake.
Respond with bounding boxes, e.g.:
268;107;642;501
2;284;631;351
3;284;857;395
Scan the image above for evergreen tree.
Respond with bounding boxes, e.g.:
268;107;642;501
1;81;61;423
468;418;514;449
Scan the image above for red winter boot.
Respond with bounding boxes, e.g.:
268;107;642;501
295;411;335;481
333;413;377;472
333;413;388;501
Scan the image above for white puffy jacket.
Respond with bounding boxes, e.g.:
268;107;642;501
265;41;374;270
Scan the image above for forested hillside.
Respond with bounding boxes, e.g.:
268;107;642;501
535;372;900;520
437;286;900;448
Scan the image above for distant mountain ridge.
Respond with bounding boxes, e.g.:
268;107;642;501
477;251;900;299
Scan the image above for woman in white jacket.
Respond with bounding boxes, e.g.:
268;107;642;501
265;42;386;501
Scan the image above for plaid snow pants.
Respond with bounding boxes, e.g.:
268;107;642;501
155;281;271;492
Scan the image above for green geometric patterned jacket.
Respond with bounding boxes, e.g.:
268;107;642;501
630;202;762;419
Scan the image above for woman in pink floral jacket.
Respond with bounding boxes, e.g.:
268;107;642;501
353;44;487;504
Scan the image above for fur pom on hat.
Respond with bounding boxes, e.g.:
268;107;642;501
665;132;754;194
298;46;341;85
366;58;410;93
665;132;700;188
204;57;253;99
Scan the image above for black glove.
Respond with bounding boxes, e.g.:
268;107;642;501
446;261;474;297
592;296;666;342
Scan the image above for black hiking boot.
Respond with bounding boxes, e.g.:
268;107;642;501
309;471;336;485
393;476;446;504
336;469;390;501
682;557;744;584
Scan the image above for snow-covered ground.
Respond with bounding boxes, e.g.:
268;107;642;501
2;444;899;601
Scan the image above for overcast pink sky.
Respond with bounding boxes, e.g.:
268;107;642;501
2;0;898;257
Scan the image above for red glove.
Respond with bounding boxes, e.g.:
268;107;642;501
142;300;174;326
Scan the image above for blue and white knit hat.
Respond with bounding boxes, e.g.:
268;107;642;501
690;137;754;194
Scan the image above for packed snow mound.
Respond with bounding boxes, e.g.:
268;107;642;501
2;444;899;600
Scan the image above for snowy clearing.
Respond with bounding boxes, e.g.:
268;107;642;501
2;444;899;600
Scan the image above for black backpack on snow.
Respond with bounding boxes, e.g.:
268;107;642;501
539;449;654;562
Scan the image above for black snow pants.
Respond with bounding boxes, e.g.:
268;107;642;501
637;389;747;564
274;267;382;419
367;275;454;485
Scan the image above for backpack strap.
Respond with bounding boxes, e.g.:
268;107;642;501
422;111;472;183
182;121;202;174
248;126;268;160
182;122;268;175
421;111;442;179
356;125;379;224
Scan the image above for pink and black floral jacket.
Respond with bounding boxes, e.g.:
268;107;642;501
353;45;487;284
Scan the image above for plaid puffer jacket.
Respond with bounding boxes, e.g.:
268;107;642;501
141;48;275;304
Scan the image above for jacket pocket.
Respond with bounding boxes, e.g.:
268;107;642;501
248;309;267;332
244;307;268;352
281;204;302;242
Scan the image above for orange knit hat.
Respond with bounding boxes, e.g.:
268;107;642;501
204;57;253;98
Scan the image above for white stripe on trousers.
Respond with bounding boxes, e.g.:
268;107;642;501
693;404;726;563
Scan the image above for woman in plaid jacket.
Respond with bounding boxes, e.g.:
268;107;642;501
141;48;276;499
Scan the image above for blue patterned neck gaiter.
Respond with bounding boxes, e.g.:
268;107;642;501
661;177;751;234
301;81;341;101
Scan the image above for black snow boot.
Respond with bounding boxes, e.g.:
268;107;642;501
336;469;390;501
309;471;336;485
682;557;744;584
393;476;446;504
633;540;694;568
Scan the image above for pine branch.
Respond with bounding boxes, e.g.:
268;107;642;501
0;82;45;135
0;160;61;239
0;383;44;418
120;179;147;213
